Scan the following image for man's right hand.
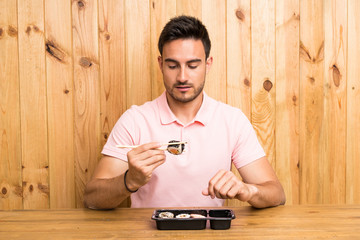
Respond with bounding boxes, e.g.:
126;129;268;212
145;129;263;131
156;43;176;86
125;142;166;191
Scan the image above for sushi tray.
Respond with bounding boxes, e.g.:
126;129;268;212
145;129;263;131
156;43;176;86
151;209;235;230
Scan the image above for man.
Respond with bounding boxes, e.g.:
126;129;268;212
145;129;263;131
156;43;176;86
84;15;285;209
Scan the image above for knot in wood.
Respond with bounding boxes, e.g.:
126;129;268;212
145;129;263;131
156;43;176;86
235;10;245;21
25;26;31;35
33;25;40;32
79;57;92;68
7;25;18;37
243;78;250;87
332;64;341;87
1;187;7;195
308;77;315;84
0;28;3;38
77;0;85;9
46;40;66;63
263;79;273;92
38;184;49;194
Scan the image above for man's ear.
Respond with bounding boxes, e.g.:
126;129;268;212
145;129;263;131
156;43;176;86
205;56;213;74
158;56;163;71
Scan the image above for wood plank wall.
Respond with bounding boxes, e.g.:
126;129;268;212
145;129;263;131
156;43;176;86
0;0;359;209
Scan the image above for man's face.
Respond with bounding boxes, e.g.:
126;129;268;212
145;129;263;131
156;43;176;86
158;39;212;104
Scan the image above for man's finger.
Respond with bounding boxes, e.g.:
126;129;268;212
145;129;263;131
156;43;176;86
217;179;238;199
207;170;227;198
131;142;163;154
202;188;209;196
138;150;166;166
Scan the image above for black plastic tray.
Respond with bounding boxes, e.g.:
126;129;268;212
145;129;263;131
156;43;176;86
151;209;235;230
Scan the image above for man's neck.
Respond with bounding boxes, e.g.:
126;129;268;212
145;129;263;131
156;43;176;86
166;92;204;125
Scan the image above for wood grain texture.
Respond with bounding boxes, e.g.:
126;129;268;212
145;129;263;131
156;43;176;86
0;206;360;239
125;0;151;107
347;0;360;204
45;0;75;209
99;0;126;135
72;0;100;207
275;0;300;204
0;0;22;210
226;0;251;208
251;0;276;169
226;0;251;118
323;0;347;204
18;0;49;209
98;0;128;208
299;0;325;204
1;0;360;209
176;0;202;18
150;0;176;99
202;0;226;103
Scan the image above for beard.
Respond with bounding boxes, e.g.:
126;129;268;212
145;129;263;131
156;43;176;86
165;80;205;103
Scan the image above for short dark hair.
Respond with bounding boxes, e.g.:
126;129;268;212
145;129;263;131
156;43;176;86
158;15;211;59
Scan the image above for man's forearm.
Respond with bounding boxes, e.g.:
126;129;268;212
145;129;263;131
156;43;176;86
84;174;131;209
245;181;286;208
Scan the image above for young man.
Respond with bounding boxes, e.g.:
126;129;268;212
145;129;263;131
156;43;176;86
84;15;285;209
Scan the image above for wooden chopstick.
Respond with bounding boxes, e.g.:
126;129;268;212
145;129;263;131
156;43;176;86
116;141;187;149
115;145;138;149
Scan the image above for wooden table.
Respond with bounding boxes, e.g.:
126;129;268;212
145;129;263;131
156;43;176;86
1;205;359;239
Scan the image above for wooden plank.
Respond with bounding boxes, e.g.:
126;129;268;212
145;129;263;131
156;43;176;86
299;0;325;204
98;0;128;207
99;0;126;137
18;0;49;209
72;0;100;207
251;0;276;169
150;0;176;99
323;0;347;204
125;0;151;107
0;0;22;210
347;0;360;204
225;0;251;207
176;0;202;18
275;0;300;205
226;0;251;118
202;0;226;102
45;0;75;209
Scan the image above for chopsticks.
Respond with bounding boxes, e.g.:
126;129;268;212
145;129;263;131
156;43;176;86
116;141;187;149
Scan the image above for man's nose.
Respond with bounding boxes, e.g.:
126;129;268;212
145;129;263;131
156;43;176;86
177;66;188;82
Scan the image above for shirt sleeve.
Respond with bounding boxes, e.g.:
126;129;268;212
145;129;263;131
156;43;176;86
101;108;138;162
231;112;266;169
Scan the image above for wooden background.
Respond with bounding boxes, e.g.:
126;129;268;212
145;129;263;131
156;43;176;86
1;0;359;210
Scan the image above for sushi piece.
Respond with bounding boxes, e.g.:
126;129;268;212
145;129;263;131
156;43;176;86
158;212;174;219
167;140;186;155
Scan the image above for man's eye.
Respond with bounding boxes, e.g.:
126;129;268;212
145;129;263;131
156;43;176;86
168;65;177;69
189;65;198;69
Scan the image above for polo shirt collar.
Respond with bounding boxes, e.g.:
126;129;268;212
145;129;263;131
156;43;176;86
157;91;213;126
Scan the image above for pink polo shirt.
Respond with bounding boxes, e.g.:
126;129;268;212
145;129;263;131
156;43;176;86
102;91;265;208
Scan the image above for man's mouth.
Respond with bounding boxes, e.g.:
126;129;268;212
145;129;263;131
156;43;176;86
175;86;191;92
